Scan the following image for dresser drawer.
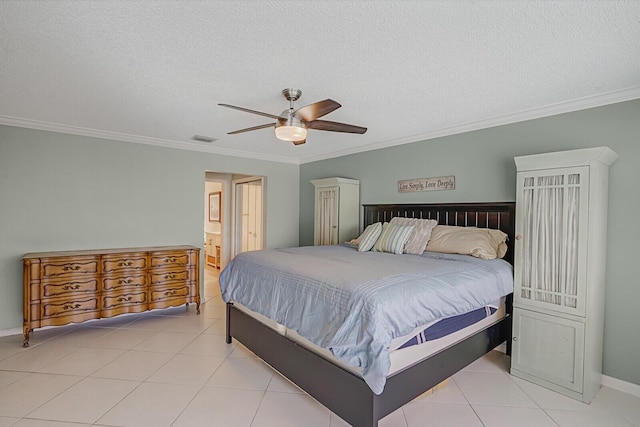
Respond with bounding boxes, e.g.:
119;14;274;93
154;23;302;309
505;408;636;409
149;285;190;303
102;291;147;310
150;252;190;269
102;253;147;273
42;296;99;319
41;256;99;278
149;269;189;287
42;277;99;298
102;273;147;291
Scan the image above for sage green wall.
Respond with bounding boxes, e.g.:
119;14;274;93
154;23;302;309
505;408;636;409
0;125;300;331
300;99;640;387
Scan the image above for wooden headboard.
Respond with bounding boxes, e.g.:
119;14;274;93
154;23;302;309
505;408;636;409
363;202;516;265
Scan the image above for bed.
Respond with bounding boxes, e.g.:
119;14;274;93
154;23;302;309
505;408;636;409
223;202;515;427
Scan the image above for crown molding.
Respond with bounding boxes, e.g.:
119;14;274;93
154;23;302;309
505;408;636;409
299;86;640;164
2;86;639;166
0;116;300;165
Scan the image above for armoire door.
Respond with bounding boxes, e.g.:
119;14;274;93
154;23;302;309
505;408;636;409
314;186;339;245
514;166;590;317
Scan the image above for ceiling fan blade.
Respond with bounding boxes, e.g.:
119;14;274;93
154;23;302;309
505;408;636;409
307;119;367;134
293;99;341;122
227;123;275;135
218;104;281;120
292;139;306;145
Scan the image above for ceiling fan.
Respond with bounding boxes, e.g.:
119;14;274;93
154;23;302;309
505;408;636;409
218;88;367;145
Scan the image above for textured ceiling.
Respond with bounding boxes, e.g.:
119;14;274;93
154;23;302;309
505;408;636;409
1;1;639;164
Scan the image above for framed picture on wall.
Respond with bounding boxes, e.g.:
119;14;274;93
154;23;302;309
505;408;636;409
209;192;221;222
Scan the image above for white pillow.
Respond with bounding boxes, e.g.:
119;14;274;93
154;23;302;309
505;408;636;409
373;222;415;255
425;225;508;260
389;217;438;255
357;222;383;252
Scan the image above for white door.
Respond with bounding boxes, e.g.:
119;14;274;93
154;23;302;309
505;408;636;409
232;177;265;255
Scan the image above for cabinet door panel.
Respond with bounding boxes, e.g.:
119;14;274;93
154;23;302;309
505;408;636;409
512;308;584;393
514;166;589;317
314;186;339;245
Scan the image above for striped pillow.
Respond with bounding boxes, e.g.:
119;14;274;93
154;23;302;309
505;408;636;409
389;217;438;255
357;222;383;252
373;222;415;254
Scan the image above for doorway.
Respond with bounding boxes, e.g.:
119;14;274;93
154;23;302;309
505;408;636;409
232;176;265;255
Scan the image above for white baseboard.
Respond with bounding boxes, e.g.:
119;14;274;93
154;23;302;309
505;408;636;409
602;374;640;398
0;327;22;338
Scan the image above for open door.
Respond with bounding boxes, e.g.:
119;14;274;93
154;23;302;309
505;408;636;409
232;176;265;256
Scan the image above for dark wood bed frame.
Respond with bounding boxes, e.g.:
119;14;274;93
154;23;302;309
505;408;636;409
225;202;515;427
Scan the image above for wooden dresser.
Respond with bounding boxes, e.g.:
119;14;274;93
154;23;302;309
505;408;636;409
23;245;200;346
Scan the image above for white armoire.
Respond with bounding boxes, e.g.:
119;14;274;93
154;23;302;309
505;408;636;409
311;177;360;246
510;147;618;403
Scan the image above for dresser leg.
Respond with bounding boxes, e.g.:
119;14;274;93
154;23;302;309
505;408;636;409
22;325;30;347
185;301;201;314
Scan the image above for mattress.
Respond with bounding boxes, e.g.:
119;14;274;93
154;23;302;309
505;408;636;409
233;297;506;377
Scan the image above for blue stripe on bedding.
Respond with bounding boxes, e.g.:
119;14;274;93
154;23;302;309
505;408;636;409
396;306;497;349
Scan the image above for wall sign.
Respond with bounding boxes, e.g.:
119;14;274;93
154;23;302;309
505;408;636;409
398;176;455;193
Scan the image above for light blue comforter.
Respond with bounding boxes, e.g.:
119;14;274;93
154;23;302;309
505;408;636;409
219;244;513;394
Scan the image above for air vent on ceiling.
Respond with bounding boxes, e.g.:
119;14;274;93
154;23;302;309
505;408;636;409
191;135;217;143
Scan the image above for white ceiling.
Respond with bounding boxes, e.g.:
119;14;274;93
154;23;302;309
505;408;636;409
1;1;639;164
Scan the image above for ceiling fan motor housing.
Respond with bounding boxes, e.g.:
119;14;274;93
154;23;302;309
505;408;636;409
282;88;302;102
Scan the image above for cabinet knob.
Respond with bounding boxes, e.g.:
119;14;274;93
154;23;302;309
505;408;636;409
515;234;523;240
513;337;518;341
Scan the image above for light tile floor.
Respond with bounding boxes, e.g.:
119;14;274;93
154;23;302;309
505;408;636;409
0;266;638;426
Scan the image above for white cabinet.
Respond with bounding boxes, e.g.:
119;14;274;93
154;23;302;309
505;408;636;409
311;177;360;246
510;147;617;403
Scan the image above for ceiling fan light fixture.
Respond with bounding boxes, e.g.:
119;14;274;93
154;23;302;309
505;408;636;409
275;125;307;142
